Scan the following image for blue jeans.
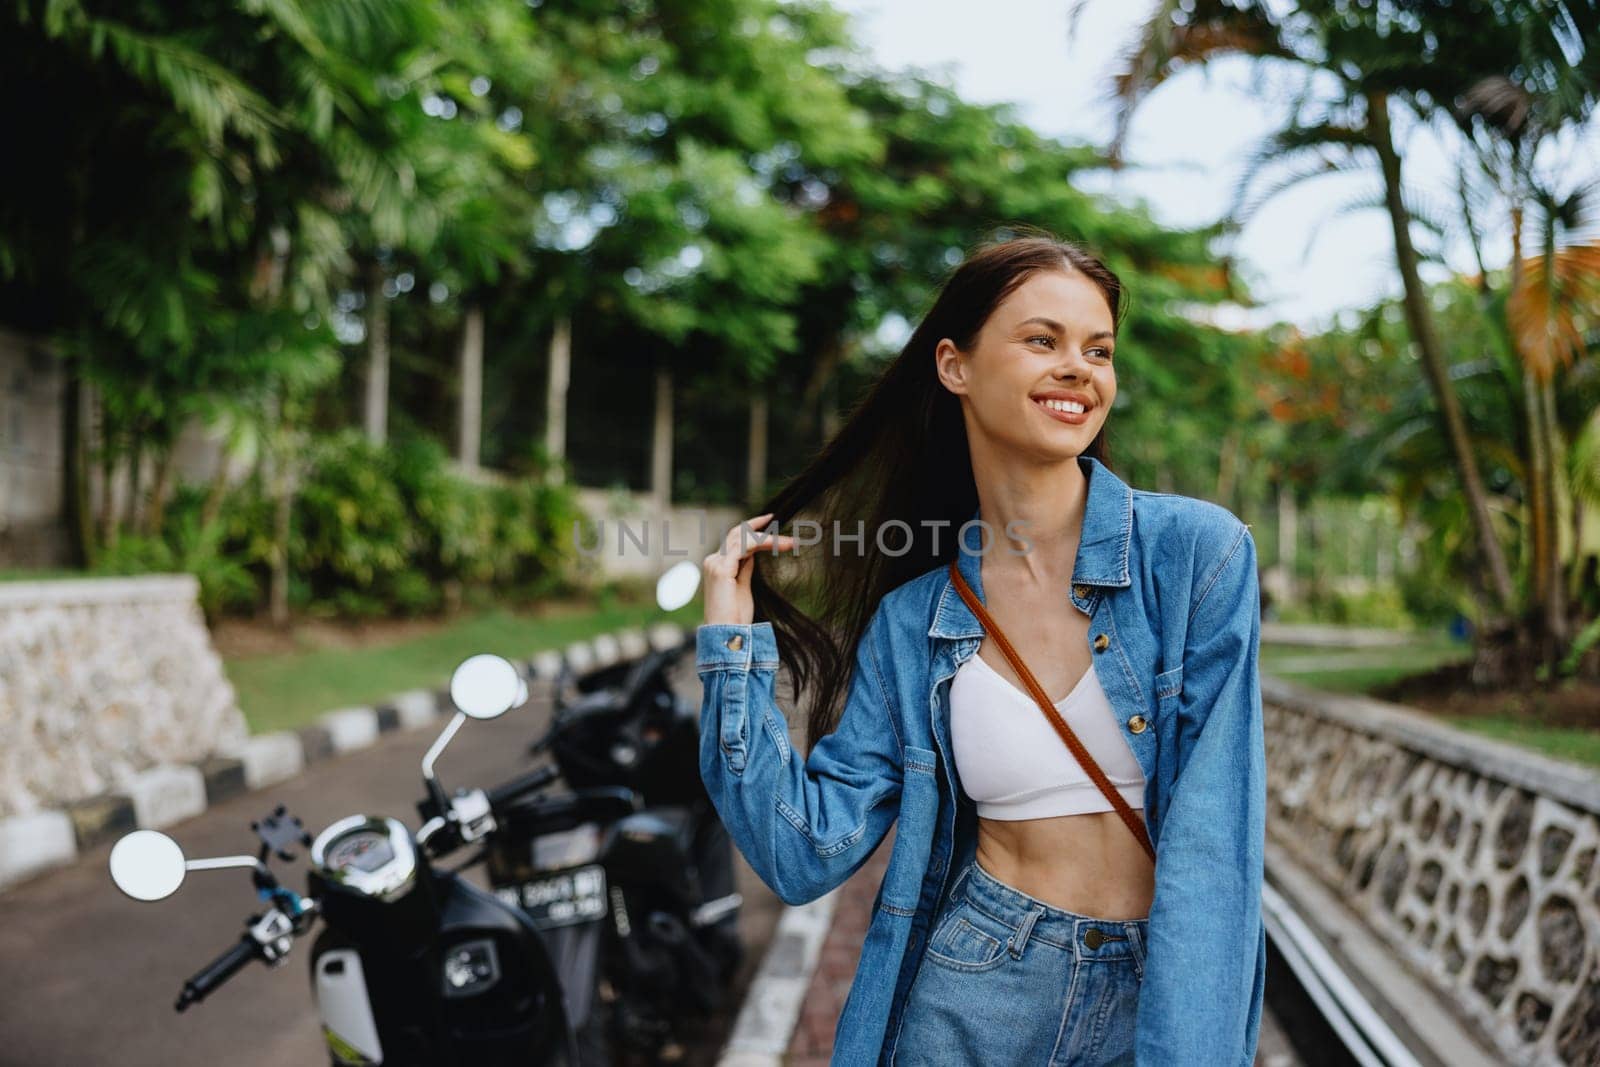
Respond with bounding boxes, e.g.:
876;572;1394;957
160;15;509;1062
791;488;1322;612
891;859;1150;1065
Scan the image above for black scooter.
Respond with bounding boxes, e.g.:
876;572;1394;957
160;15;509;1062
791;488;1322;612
484;560;744;1060
108;654;586;1067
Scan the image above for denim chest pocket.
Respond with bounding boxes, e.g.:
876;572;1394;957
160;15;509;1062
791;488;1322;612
880;745;939;913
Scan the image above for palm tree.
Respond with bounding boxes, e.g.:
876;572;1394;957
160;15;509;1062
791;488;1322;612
1087;0;1598;681
1443;44;1600;674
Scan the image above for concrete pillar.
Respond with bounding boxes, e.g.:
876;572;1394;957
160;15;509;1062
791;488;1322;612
651;365;673;569
747;387;768;505
363;262;389;446
457;304;484;471
544;314;571;484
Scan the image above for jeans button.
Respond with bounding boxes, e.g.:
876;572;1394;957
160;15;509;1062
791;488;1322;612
1084;928;1105;950
1127;715;1147;734
1093;633;1110;652
725;634;743;651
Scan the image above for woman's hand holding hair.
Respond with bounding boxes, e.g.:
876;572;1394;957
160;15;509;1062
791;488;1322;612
702;513;797;626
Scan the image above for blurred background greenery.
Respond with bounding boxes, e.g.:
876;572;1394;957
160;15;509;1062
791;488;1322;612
0;0;1597;725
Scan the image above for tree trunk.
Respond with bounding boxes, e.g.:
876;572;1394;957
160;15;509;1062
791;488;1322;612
1216;428;1240;512
820;375;841;442
1524;367;1550;607
804;336;845;443
265;388;293;628
123;424;145;536
1569;485;1587;607
1366;89;1517;617
364;260;389;446
457;302;484;472
270;458;292;628
1541;376;1567;647
651;363;673;570
62;365;92;567
200;450;232;529
96;396;115;550
1509;204;1556;670
1277;479;1298;600
747;386;769;506
544;313;571;485
142;440;177;538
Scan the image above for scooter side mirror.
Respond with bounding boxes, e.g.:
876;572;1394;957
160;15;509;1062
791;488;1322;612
656;559;700;613
109;830;187;902
426;654;529;807
449;654;527;721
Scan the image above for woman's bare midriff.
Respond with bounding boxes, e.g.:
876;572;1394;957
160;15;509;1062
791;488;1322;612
969;558;1154;922
975;813;1154;920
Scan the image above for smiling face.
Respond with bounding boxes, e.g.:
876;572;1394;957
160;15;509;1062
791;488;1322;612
934;268;1117;461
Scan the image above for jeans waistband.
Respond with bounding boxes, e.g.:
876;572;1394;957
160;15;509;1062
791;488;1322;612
955;859;1148;963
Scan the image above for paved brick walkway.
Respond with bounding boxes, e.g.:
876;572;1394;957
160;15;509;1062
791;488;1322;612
786;826;896;1065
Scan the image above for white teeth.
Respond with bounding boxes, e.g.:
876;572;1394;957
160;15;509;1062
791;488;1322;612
1038;398;1086;414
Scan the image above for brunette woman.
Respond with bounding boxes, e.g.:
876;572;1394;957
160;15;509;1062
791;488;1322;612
697;231;1266;1065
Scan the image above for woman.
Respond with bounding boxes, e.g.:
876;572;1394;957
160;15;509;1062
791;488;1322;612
696;232;1266;1065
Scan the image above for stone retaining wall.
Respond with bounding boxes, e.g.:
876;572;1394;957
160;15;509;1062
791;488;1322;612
0;574;247;819
1265;676;1600;1067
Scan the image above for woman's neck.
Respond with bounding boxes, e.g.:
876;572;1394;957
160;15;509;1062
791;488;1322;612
969;451;1089;587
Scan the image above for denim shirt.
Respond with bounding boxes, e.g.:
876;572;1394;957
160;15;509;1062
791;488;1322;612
695;454;1267;1066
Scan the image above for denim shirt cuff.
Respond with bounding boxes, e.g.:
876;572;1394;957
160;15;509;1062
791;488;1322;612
696;621;779;672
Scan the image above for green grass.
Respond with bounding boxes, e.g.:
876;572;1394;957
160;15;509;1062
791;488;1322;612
0;567;95;581
1262;633;1600;770
1259;637;1471;693
226;600;702;734
1442;717;1600;769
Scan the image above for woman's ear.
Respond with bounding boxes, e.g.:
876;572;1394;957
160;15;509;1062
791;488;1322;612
934;338;969;396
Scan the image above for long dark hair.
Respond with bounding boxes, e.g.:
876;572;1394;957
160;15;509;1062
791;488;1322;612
750;229;1129;752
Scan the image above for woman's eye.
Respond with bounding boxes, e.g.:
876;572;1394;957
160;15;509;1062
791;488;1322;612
1092;347;1113;360
1029;335;1055;347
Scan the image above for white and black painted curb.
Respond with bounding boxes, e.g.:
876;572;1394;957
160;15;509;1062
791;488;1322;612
715;890;839;1067
0;621;687;893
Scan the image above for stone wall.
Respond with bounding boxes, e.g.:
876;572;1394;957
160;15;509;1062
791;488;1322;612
0;574;248;818
1265;676;1600;1067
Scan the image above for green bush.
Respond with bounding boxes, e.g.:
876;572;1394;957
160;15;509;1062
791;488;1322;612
293;431;422;615
95;492;258;621
1279;583;1416;630
101;430;586;620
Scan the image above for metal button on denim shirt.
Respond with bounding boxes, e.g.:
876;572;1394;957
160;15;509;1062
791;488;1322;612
696;454;1267;1066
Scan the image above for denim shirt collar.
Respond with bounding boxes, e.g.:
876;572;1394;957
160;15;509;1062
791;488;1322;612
928;454;1134;640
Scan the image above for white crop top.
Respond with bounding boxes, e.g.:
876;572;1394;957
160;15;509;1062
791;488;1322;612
949;651;1146;821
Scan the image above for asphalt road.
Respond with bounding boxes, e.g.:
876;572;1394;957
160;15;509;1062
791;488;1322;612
0;663;782;1067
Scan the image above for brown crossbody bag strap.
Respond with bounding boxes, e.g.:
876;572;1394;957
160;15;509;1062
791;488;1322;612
948;559;1157;866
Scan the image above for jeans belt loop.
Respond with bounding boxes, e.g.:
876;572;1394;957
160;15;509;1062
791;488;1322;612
1008;905;1044;960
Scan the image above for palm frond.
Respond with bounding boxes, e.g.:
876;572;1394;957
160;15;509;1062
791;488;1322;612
1104;0;1296;164
1507;239;1600;381
46;7;284;164
1227;137;1366;228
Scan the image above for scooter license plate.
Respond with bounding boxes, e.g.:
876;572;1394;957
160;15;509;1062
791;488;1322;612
514;864;607;930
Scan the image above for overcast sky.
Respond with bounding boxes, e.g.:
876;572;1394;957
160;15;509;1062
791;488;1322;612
828;0;1539;333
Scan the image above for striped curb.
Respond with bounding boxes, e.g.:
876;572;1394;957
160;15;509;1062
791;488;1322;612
716;890;840;1066
0;621;687;893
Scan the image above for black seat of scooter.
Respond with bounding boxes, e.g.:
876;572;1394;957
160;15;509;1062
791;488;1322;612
620;805;697;853
559;689;633;727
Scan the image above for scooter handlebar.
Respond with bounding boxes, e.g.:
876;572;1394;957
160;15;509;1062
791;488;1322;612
485;764;561;810
174;935;258;1012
